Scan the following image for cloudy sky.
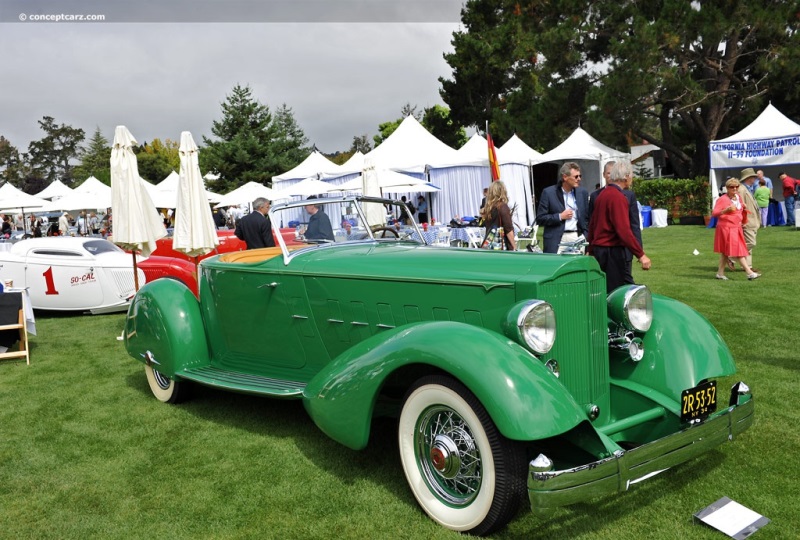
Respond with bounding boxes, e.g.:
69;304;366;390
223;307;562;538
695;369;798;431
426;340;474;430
1;1;462;155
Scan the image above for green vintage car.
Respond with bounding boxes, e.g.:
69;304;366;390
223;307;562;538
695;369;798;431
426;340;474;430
124;196;753;536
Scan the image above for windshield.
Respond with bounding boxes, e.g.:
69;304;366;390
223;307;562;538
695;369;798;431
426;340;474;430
270;197;425;246
84;239;125;255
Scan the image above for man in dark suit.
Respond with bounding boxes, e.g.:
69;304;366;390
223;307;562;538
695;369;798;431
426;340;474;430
536;162;590;253
234;197;275;250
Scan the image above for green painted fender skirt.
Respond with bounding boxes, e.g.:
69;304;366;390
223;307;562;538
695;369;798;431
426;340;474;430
303;321;587;450
124;278;209;377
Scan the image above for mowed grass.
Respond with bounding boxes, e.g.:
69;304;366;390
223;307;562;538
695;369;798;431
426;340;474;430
1;224;797;539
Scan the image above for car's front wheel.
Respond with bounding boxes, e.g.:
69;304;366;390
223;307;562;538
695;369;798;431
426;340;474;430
398;375;526;536
144;364;189;403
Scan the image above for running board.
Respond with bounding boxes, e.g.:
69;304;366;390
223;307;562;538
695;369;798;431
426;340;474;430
179;366;305;398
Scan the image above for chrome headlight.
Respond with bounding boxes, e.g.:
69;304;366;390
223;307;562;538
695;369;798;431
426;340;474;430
607;285;653;332
505;300;556;354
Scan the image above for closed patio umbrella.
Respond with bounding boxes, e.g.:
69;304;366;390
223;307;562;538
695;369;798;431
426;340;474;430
110;126;167;290
172;131;219;259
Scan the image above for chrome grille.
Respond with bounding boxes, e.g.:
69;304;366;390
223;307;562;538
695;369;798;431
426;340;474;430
109;268;145;298
538;274;609;406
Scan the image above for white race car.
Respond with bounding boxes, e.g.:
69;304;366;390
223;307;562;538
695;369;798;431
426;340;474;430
0;237;196;314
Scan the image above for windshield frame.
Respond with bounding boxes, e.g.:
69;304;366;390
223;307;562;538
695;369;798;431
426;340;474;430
269;195;427;265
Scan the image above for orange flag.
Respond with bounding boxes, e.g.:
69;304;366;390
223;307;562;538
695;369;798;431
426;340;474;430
487;131;500;181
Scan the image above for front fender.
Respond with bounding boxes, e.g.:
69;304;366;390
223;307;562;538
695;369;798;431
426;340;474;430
611;294;737;399
303;321;586;450
124;278;209;377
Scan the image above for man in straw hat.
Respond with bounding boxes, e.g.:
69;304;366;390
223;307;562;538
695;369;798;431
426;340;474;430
733;168;761;272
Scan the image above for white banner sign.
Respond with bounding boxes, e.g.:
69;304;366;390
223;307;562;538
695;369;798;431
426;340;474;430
710;136;800;168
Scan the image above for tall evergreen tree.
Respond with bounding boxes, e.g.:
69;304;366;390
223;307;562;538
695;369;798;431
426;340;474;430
27;116;85;184
73;127;111;185
201;85;309;193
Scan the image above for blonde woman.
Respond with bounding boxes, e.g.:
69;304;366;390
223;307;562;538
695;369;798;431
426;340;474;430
479;181;516;250
712;178;760;280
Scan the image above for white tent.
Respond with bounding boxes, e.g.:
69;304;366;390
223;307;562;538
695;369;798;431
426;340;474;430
74;176;111;196
365;116;461;173
709;103;800;206
498;134;543;165
273;150;343;183
538;127;630;189
213;181;276;209
34;179;74;200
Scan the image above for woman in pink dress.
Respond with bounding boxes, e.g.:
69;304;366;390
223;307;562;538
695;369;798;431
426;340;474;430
712;178;760;280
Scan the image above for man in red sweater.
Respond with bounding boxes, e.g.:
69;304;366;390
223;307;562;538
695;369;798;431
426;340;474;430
588;159;651;293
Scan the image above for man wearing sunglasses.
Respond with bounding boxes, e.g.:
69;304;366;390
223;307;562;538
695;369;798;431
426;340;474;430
536;162;589;253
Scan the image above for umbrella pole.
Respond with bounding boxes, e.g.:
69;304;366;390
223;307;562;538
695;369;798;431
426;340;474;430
132;252;140;291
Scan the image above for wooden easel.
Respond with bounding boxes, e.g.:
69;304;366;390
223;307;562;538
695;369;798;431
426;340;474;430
0;292;29;365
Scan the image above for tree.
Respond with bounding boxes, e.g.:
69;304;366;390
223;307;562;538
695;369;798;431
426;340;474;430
440;0;800;177
350;135;372;154
135;138;179;183
26;116;85;185
73;127;111;185
201;84;310;193
0;136;24;185
422;105;468;148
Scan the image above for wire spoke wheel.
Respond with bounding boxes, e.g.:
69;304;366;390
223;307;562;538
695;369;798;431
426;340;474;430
399;375;526;536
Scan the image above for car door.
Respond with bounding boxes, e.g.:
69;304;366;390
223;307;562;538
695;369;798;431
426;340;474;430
24;248;103;310
205;264;309;377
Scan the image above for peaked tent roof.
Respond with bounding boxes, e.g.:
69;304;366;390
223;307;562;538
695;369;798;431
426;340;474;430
714;103;800;143
365;116;461;172
456;133;489;162
273;151;343;183
34;179;74;200
497;134;544;165
74;176;111;195
539;127;629;163
156;170;180;191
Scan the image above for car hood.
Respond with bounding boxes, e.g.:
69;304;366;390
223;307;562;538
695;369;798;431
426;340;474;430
234;242;602;287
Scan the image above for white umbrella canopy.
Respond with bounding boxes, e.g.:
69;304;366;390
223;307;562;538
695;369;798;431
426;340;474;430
339;169;441;193
110;126;167;258
271;177;341;200
0;183;48;210
172;131;219;258
0;183;47;234
213;181;276;209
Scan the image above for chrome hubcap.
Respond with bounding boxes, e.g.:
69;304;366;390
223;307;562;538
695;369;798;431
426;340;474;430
416;406;481;505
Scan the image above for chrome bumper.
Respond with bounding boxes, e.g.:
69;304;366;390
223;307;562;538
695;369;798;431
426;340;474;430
528;396;754;515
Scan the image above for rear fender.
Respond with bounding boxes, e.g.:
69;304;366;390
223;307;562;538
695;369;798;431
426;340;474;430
124;278;209;377
303;321;586;450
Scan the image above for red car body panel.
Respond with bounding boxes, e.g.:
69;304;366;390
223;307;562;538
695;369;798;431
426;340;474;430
151;229;299;262
138;255;199;296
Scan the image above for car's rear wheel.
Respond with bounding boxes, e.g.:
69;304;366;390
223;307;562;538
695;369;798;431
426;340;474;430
144;364;189;403
398;375;526;536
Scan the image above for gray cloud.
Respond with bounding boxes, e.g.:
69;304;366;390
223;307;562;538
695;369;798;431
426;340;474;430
2;18;459;155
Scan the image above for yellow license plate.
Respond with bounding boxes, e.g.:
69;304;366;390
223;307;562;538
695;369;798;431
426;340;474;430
680;380;717;423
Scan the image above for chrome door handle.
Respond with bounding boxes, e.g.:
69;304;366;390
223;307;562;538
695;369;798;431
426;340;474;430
259;282;279;288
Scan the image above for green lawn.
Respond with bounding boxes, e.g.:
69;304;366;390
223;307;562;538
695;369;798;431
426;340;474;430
1;224;797;539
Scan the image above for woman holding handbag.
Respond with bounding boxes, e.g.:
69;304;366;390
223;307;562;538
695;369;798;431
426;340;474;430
712;178;760;280
479;181;516;251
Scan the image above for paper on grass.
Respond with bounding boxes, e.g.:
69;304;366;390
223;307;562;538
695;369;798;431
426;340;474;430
695;497;769;539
